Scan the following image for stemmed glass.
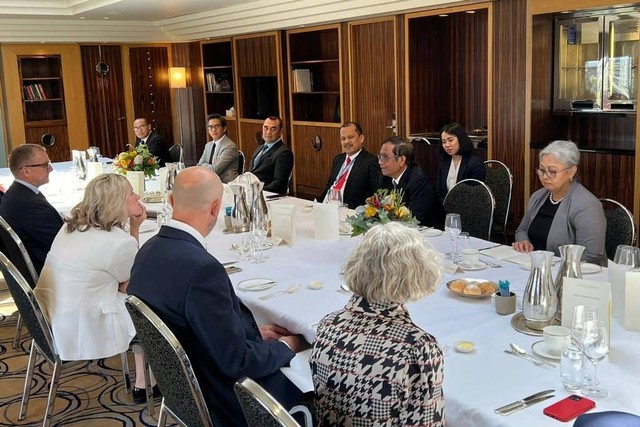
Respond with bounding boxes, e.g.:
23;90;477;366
325;188;343;205
579;321;609;398
250;215;269;264
571;305;598;387
444;213;462;260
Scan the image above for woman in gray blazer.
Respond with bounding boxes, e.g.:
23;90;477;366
197;114;239;183
513;140;606;265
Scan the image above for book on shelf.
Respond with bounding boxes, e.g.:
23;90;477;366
205;72;232;92
292;69;313;92
23;84;47;101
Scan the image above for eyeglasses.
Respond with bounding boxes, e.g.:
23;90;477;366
207;124;223;130
21;161;52;170
377;154;398;163
133;124;149;131
536;166;572;179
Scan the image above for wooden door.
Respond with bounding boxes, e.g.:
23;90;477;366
80;45;128;158
348;18;398;151
129;47;174;147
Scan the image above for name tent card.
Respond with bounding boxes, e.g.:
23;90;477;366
86;161;103;180
158;167;168;195
126;170;145;197
313;203;339;241
562;277;612;345
608;260;640;331
270;204;295;245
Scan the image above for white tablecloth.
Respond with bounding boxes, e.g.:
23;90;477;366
13;166;638;427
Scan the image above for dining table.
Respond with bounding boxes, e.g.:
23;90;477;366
3;162;639;426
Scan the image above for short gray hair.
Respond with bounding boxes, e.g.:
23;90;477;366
343;222;442;303
539;140;580;167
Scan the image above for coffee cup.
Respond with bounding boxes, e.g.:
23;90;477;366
543;325;571;355
462;248;479;265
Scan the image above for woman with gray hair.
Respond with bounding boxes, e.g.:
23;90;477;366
310;222;445;426
35;173;159;404
513;140;606;264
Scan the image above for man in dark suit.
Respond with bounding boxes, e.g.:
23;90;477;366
128;167;307;427
249;116;294;194
378;136;444;228
0;144;63;274
319;122;382;209
133;117;172;166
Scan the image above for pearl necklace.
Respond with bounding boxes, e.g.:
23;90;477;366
549;192;563;205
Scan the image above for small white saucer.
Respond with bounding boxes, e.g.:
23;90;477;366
531;340;561;360
581;263;602;274
237;278;276;292
458;261;487;271
423;228;443;237
455;341;475;353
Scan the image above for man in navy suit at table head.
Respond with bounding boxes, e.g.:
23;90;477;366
0;144;63;274
128;166;307;426
133;117;171;166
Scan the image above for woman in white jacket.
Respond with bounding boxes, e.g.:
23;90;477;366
35;173;157;404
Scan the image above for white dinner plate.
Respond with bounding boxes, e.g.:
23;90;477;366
581;263;602;274
458;261;487;271
237;278;276;292
423;228;443;237
531;340;561;360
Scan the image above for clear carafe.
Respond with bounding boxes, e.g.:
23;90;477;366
555;244;584;322
249;181;268;223
523;250;557;330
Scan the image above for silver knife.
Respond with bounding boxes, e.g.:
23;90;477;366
500;393;555;415
494;389;555;415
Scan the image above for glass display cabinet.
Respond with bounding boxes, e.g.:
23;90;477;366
554;8;640;113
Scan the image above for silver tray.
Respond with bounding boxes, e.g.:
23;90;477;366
510;312;559;336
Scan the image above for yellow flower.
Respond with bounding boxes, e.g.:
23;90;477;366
118;152;129;161
364;206;378;218
397;206;410;219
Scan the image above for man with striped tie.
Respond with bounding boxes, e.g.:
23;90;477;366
320;122;381;209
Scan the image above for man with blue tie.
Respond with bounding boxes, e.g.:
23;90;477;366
0;144;63;274
249;116;294;194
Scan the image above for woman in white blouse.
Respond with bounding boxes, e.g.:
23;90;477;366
35;173;156;404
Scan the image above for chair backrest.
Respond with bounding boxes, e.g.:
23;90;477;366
443;178;495;240
169;144;183;163
238;150;246;175
125;295;214;427
483;160;513;232
0;252;57;364
0;215;39;287
234;377;301;427
600;198;637;261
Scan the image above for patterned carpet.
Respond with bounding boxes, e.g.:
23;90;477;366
0;283;171;426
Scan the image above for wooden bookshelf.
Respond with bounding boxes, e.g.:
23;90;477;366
18;55;66;125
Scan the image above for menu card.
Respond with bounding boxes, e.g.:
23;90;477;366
126;171;145;197
480;245;533;265
608;260;640;330
158;167;168;195
562;277;612;345
270;204;295;245
313;203;339;241
86;161;103;180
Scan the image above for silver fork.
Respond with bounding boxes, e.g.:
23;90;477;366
259;284;301;300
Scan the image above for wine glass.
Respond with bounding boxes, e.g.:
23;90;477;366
579;321;609;398
444;213;462;260
250;215;268;264
571;305;598;347
325;188;343;205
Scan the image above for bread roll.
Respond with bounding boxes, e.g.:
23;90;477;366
463;283;481;295
479;281;498;295
450;279;469;294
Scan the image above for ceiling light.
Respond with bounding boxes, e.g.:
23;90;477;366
465;10;475;14
103;17;110;20
439;14;448;17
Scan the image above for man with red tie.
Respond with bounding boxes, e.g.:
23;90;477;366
319;122;381;209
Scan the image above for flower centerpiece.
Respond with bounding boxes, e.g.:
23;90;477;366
113;144;159;178
347;188;419;236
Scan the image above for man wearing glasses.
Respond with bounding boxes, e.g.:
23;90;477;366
133;117;171;166
197;114;239;183
0;144;63;274
378;136;443;228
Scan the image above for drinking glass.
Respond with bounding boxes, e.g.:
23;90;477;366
579;321;609;398
613;245;640;269
444;213;462;260
571;305;598;347
560;343;584;391
325;188;343;205
250;215;268;264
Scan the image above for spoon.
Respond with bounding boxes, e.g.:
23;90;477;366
510;343;556;368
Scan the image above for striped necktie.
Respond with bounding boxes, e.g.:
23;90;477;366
333;156;352;190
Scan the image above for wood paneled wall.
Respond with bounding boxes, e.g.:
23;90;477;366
80;45;128;158
129;47;174;148
491;0;528;225
291;125;341;198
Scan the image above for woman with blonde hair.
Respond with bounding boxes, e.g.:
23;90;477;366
311;222;445;426
35;173;157;404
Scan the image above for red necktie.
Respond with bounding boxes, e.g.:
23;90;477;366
333;157;352;190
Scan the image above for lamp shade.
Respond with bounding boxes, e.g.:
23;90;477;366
169;67;187;88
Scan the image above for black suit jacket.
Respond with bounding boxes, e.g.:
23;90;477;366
379;164;444;228
319;150;382;209
0;182;63;274
128;226;298;426
136;131;172;167
249;140;294;194
436;154;486;200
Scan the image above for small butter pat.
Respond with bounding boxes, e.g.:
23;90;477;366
455;341;475;353
308;281;323;290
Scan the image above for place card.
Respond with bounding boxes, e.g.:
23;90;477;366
86;161;103;180
608;261;640;331
313;202;339;241
270;204;295;245
158;167;168;195
126;170;145;197
562;277;612;345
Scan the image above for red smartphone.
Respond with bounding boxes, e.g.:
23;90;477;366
543;395;596;422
